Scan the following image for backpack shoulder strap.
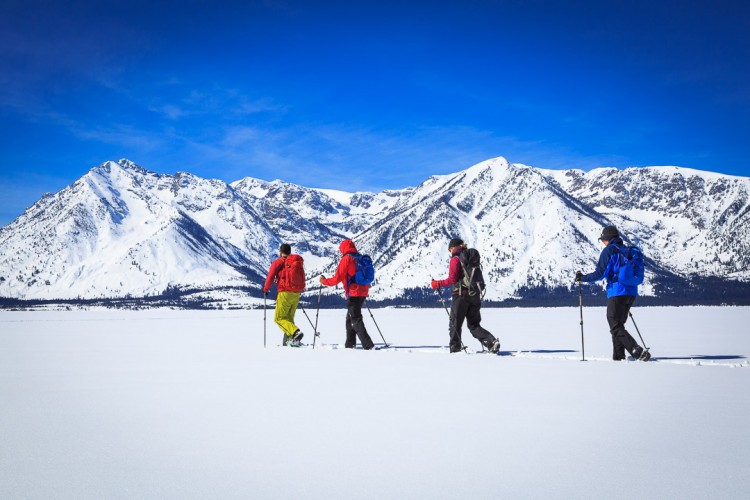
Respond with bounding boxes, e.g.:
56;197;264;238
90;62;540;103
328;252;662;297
345;253;357;284
457;253;477;295
603;245;622;281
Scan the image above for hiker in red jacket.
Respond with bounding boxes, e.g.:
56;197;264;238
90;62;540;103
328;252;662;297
264;243;305;347
319;239;375;350
431;238;500;353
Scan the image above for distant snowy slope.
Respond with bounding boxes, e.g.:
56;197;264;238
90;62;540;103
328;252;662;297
1;157;748;304
0;160;277;300
230;176;411;286
552;166;750;280
358;158;633;301
231;176;409;249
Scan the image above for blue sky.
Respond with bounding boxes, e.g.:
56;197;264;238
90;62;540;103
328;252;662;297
1;0;749;225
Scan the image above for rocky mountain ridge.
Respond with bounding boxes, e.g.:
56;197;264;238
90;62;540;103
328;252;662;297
1;157;748;307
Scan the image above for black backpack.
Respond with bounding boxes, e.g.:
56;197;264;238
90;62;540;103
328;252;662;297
458;248;486;298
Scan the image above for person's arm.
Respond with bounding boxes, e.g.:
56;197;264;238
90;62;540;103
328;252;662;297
321;256;351;287
581;247;614;283
263;259;282;293
434;256;461;288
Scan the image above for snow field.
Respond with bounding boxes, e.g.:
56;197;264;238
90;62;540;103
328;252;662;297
1;306;748;499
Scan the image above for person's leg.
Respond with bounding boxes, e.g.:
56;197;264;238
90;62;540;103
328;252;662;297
606;297;624;360
620;295;640;357
465;295;496;348
288;292;300;332
345;302;357;348
449;296;469;353
348;297;374;349
274;292;300;338
607;295;639;359
287;292;303;344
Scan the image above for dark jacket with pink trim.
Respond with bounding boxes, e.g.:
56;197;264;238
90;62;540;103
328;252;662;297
435;246;465;296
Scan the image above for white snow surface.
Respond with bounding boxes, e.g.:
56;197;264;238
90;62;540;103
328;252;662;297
1;306;748;499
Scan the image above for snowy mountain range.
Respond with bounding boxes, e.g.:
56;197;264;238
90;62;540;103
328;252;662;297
1;157;749;307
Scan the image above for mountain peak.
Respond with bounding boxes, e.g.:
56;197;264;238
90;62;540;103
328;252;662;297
117;158;150;174
89;159;153;180
464;156;511;174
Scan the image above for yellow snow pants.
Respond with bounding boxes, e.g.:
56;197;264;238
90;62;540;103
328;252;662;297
274;291;301;337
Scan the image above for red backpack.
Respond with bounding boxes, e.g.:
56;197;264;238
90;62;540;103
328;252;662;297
281;254;306;292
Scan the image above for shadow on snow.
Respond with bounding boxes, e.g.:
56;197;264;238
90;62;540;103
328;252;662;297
652;354;746;361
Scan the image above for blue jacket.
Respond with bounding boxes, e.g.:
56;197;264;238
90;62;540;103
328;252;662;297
580;237;638;298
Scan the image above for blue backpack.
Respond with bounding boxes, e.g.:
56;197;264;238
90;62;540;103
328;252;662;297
611;244;645;286
348;253;375;286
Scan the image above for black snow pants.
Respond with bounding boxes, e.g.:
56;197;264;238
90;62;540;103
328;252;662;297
607;295;639;360
345;296;375;349
449;294;495;353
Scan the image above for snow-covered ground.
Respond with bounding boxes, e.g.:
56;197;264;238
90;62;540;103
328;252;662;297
1;306;748;499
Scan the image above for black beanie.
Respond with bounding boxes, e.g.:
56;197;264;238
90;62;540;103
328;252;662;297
599;226;619;241
448;238;464;249
279;243;292;255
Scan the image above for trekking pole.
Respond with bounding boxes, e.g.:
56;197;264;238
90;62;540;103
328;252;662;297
433;285;468;354
263;292;267;349
300;300;320;344
312;284;322;349
578;282;585;361
434;286;450;317
364;300;389;347
299;306;315;331
628;311;649;351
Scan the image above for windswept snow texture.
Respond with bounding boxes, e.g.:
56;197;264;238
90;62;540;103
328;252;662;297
1;307;748;499
1;157;749;303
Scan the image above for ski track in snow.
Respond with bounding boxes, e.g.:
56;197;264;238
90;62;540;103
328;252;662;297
293;343;748;368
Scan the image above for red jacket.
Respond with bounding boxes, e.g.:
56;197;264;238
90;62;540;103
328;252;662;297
436;246;463;289
263;256;294;294
321;239;369;297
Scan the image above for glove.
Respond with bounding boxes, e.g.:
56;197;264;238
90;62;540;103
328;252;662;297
431;279;439;290
575;271;583;283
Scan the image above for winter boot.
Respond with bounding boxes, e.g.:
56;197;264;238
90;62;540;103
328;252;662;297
631;346;651;361
482;338;500;353
489;339;501;354
290;330;304;347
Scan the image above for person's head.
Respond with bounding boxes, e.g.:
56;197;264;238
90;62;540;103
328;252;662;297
448;238;464;253
339;239;357;255
279;243;292;257
598;225;619;245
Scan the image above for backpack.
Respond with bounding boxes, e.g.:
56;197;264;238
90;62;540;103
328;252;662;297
611;244;645;287
281;254;306;292
347;253;375;286
458;248;486;297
